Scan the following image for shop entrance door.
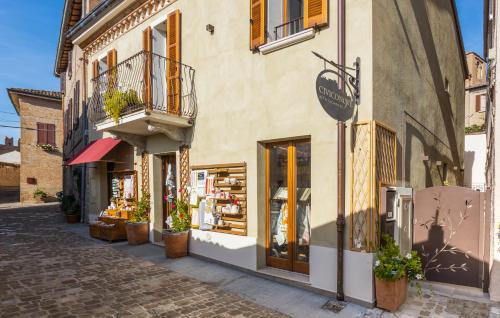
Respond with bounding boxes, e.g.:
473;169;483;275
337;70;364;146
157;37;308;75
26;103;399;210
162;154;177;229
266;140;311;274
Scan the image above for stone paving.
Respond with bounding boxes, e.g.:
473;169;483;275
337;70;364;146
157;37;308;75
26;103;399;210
0;204;286;317
2;203;500;318
364;287;500;318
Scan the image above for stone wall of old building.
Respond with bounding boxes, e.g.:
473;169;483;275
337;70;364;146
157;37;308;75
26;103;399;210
0;163;20;187
19;96;63;202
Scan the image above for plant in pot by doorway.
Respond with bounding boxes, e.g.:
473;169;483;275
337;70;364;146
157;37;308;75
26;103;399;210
164;195;191;258
125;192;150;245
33;188;47;203
374;235;424;312
60;195;80;223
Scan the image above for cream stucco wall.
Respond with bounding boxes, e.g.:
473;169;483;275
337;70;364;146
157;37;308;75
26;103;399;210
84;0;349;250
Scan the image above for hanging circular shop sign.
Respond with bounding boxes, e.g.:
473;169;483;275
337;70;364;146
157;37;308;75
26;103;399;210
316;70;355;121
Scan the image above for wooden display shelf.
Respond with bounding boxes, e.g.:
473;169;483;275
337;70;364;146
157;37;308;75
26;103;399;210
214;183;246;188
223;222;246;229
211;228;247;236
222;215;247;222
191;162;247;236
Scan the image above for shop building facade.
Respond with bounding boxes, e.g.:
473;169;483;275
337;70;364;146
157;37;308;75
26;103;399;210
56;0;466;305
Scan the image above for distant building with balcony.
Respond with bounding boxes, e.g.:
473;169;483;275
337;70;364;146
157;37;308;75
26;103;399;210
55;0;466;305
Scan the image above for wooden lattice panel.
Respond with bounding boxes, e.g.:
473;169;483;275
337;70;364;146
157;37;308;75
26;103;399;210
179;145;190;202
190;163;247;236
350;121;397;252
141;152;149;195
374;123;397;248
350;123;373;251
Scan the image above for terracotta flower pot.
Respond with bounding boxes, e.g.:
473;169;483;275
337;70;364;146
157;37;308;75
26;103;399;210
65;214;80;224
375;277;408;312
125;222;149;245
34;196;46;204
163;230;189;258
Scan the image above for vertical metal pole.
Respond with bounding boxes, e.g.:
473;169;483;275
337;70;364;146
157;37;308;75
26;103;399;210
337;0;346;301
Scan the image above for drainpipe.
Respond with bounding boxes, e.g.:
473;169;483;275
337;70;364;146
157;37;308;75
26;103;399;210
336;0;346;302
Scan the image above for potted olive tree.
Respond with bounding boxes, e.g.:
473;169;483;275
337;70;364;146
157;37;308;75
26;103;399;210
164;198;190;258
125;192;149;245
374;235;424;312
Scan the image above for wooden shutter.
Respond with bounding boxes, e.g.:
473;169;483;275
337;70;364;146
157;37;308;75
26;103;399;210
107;49;117;68
143;27;153;108
107;49;118;89
74;81;80;128
68;98;73;133
47;124;56;146
304;0;328;29
250;0;265;50
36;123;46;145
476;94;481;112
92;60;99;78
167;10;181;115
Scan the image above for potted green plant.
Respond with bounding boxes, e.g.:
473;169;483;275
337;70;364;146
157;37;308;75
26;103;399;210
103;89;141;123
164;195;191;258
36;144;57;152
33;188;47;203
125;192;149;245
374;235;424;312
60;195;80;223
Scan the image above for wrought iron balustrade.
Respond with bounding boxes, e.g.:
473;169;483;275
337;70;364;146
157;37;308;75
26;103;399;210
273;17;304;41
88;50;196;123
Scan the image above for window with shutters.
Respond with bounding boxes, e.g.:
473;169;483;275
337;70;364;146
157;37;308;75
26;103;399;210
251;0;327;50
37;123;56;146
68;50;73;80
68;98;73;137
267;0;304;42
60;72;66;95
480;94;487;112
73;81;80;129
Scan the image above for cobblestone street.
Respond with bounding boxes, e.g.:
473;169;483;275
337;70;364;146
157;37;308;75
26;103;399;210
2;203;500;318
0;204;286;317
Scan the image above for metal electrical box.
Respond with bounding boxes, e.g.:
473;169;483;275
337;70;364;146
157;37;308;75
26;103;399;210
379;187;413;254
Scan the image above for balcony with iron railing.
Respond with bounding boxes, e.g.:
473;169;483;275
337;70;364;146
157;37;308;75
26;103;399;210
272;17;304;42
88;50;196;136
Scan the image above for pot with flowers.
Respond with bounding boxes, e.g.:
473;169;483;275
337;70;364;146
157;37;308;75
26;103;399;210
125;191;150;245
374;234;424;312
164;194;191;258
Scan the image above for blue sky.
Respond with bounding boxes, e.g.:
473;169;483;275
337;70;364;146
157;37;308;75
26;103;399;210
0;0;63;145
0;0;486;145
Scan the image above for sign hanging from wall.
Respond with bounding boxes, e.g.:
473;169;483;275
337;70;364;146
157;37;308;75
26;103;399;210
316;70;355;121
312;51;360;122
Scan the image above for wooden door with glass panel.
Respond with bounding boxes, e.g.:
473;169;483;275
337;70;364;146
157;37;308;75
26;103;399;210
266;140;311;274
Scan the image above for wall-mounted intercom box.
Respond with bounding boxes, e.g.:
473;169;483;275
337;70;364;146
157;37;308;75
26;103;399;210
379;187;413;254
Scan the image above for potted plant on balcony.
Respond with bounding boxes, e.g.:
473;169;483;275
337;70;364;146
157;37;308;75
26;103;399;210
103;89;141;123
33;188;47;203
374;235;424;312
164;195;191;258
125;192;149;245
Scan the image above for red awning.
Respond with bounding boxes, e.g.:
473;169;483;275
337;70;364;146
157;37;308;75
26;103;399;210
66;138;122;165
